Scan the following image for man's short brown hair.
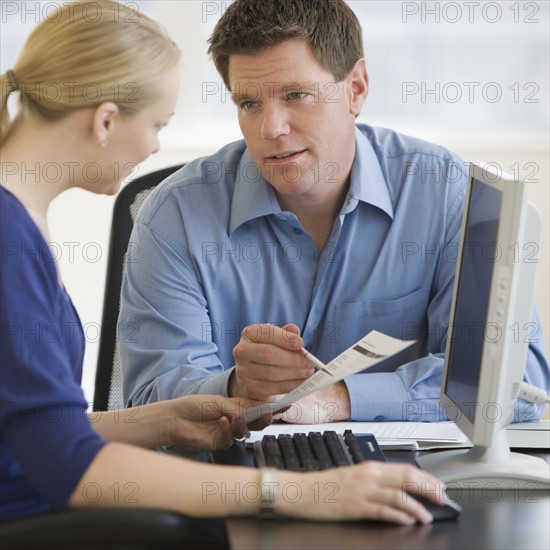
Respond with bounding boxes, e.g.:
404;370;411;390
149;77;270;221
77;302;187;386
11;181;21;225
208;0;364;89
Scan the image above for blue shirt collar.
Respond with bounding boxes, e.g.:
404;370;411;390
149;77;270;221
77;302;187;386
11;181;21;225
346;127;394;219
229;148;281;235
229;126;394;235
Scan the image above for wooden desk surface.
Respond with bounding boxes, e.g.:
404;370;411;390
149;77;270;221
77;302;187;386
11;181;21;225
216;446;550;550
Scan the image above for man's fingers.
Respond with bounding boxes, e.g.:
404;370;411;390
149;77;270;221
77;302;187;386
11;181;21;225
235;343;313;381
281;323;301;342
232;324;312;401
241;323;304;350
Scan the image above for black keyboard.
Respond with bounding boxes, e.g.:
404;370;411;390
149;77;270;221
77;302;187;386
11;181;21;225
253;430;462;521
254;430;385;471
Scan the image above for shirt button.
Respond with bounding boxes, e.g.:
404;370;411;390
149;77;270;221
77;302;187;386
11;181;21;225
293;227;303;235
374;415;385;422
304;344;313;351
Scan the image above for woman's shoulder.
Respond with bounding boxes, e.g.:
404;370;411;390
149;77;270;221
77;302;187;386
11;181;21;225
0;186;40;241
0;186;59;296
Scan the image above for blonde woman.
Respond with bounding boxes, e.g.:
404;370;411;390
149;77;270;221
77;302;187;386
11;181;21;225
0;0;446;529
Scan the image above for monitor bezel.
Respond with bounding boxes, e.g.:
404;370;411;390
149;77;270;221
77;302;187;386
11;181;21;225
440;162;533;447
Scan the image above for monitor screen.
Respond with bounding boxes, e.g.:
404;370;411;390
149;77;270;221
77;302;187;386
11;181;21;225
444;178;502;423
417;163;548;487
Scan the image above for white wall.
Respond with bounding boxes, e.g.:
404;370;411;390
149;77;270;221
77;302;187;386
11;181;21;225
1;1;548;404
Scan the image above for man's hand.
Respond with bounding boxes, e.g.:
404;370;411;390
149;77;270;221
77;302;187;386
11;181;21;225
278;381;351;424
230;323;314;400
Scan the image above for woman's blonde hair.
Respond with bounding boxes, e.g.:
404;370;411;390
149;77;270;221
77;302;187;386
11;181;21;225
1;0;181;144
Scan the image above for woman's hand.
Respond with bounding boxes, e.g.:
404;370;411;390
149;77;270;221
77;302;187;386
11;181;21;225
167;395;272;450
280;462;447;525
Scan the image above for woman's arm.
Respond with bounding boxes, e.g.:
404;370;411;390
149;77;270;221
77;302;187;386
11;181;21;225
70;442;445;524
88;395;259;450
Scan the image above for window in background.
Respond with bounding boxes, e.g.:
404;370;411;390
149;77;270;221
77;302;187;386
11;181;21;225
3;1;546;150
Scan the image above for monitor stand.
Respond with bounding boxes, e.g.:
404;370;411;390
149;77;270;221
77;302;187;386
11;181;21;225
417;430;550;489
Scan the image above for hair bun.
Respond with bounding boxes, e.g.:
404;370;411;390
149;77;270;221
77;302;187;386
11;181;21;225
6;70;19;91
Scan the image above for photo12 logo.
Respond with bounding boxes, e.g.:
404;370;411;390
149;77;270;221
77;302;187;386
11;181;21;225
202;1;231;23
1;1;141;24
402;81;539;104
401;2;541;24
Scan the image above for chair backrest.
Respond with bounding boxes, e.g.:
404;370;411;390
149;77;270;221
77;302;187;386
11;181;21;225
93;165;184;411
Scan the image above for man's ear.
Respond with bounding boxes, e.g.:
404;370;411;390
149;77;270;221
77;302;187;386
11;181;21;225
347;59;369;116
92;102;119;147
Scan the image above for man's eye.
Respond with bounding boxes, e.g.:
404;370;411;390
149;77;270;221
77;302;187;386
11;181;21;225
241;101;257;110
287;92;306;101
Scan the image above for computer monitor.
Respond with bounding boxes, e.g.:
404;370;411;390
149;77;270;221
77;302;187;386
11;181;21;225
417;162;549;488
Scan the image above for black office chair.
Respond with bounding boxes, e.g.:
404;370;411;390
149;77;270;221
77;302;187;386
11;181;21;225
0;165;227;550
94;164;184;412
1;509;192;550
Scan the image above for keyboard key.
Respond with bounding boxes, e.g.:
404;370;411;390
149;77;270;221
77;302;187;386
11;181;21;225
344;430;366;463
344;431;386;462
278;434;301;471
323;431;353;466
262;435;285;469
307;432;334;470
293;433;318;471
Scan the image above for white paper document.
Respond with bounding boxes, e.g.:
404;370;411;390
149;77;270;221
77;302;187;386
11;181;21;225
245;421;470;450
506;420;550;449
244;330;416;422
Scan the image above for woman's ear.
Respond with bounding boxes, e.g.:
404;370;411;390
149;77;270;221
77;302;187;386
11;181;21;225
92;102;119;147
347;59;369;116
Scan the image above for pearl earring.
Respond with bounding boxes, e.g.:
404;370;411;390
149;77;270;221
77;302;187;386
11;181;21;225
101;139;109;148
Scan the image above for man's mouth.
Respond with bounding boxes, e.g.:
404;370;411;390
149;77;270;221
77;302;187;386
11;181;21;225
265;150;306;162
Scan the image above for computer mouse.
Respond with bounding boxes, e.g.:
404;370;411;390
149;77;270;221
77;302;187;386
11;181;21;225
414;494;462;521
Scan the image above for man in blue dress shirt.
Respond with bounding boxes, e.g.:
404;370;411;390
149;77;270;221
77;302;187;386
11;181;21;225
118;0;548;422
